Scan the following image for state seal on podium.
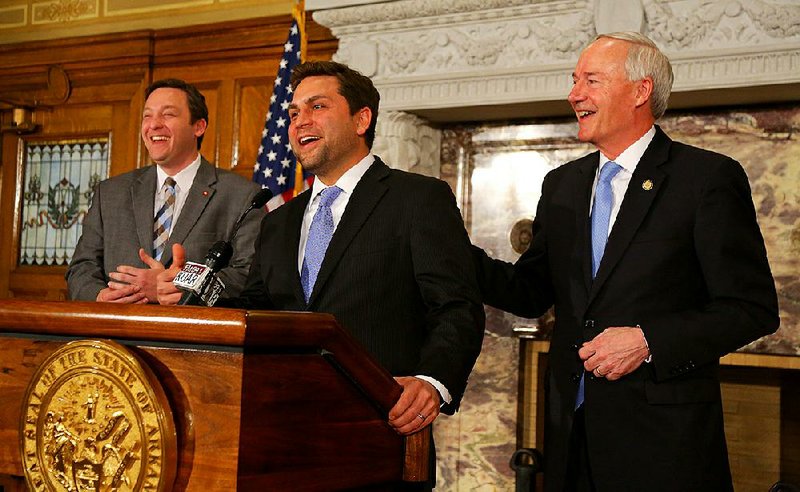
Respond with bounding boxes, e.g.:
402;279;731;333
19;339;176;491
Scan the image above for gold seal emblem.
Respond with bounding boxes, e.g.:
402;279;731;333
20;339;176;491
642;179;654;191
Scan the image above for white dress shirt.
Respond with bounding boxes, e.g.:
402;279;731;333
590;126;656;232
297;154;375;272
154;153;202;235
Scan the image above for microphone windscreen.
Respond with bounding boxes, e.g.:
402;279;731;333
252;189;274;209
205;241;233;272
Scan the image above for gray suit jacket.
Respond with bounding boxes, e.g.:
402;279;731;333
67;158;265;301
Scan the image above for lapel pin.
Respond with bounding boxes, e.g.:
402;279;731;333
202;190;209;197
642;179;653;191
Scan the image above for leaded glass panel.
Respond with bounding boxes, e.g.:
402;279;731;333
19;138;109;266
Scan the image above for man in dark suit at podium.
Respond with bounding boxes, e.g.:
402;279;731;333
159;61;485;446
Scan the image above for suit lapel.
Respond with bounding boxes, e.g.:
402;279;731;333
132;166;157;256
287;190;312;305
574;152;600;293
308;159;390;305
164;159;217;266
588;127;671;303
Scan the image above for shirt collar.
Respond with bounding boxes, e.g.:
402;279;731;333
156;154;202;192
309;154;375;199
598;126;656;174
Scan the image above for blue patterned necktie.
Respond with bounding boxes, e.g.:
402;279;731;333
153;177;177;262
576;161;623;410
301;186;343;303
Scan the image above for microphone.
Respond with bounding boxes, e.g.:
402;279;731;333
173;188;272;306
229;188;273;247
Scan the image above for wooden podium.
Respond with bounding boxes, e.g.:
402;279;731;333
0;299;429;491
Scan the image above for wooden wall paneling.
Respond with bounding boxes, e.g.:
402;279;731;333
781;371;800;485
2;97;144;300
0;32;152;301
149;65;274;181
0;133;21;299
148;15;336;181
235;77;272;176
0;15;336;301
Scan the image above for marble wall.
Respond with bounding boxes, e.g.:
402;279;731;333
434;103;799;490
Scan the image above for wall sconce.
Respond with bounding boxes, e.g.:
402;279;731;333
2;106;38;134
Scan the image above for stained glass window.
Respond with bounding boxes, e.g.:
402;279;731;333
19;138;109;266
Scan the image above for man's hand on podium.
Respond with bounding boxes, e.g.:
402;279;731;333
388;376;441;436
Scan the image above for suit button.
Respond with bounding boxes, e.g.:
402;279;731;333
571;343;580;351
585;319;595;329
571;373;581;382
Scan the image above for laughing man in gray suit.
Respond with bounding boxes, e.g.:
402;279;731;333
66;78;264;303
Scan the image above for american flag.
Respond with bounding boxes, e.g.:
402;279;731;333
253;2;310;210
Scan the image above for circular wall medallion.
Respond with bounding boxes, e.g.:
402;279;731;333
509;218;534;255
20;339;176;492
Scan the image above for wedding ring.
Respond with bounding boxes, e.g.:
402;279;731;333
417;413;426;421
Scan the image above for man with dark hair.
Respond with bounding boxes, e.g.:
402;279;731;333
158;62;485;486
144;78;209;149
473;32;778;491
290;60;380;148
66;78;264;303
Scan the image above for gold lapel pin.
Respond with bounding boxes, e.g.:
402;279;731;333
642;179;653;191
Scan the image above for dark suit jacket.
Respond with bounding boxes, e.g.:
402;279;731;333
236;157;485;413
67;159;265;301
474;127;779;491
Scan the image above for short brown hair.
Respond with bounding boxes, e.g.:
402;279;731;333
145;78;209;149
291;61;380;149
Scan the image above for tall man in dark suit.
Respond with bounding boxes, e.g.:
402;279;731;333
158;61;485;438
67;78;263;303
473;32;779;491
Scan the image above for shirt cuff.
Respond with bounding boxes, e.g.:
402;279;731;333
637;325;653;363
415;375;452;406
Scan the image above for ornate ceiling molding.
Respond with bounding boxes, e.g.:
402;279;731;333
313;0;570;31
645;0;800;49
313;0;800;115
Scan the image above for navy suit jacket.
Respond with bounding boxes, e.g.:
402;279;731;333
236;157;485;414
475;126;779;491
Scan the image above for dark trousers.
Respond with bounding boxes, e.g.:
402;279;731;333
564;406;596;492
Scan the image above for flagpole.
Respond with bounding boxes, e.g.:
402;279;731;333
292;0;306;198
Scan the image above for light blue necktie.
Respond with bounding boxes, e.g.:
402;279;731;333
576;161;623;410
301;186;342;303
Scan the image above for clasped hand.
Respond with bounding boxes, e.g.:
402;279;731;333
96;248;164;303
578;326;650;380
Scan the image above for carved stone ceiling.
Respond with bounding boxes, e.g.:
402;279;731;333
312;0;800;122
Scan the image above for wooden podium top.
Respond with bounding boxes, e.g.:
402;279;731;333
0;299;428;491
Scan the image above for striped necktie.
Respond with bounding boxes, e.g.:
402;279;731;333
576;161;623;410
153;177;177;262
